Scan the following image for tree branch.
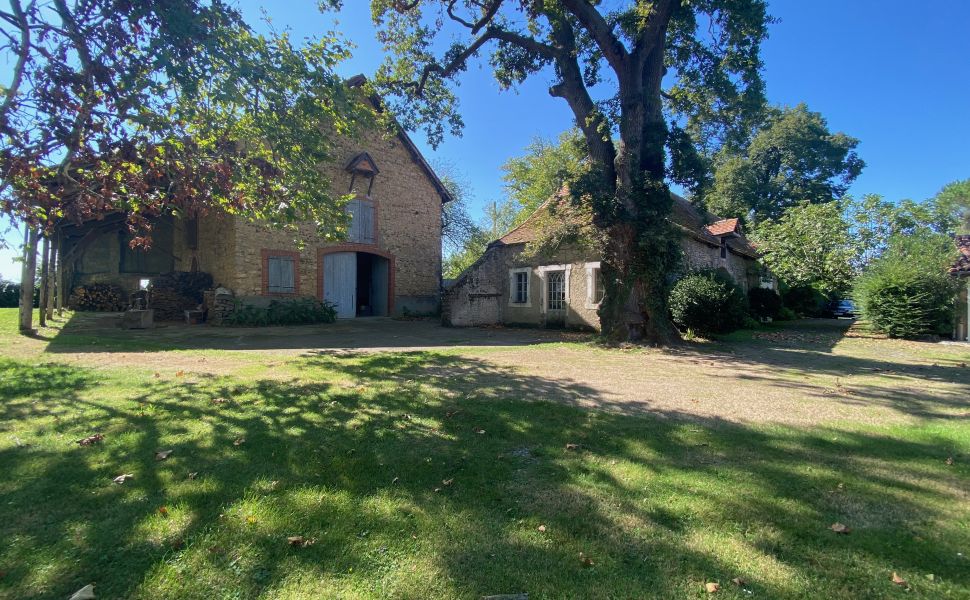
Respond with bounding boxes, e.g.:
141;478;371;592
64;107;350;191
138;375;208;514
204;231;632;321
412;25;561;95
445;0;503;34
0;0;31;126
630;0;675;74
559;0;628;73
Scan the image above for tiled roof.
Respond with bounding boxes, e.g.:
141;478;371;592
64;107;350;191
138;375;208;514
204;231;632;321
952;235;970;275
704;218;740;236
497;192;758;259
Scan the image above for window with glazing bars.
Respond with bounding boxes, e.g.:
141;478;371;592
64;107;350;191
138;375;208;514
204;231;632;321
547;270;565;310
513;271;529;303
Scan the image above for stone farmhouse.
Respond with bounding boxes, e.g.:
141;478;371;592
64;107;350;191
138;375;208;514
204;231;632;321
443;194;769;329
59;79;452;319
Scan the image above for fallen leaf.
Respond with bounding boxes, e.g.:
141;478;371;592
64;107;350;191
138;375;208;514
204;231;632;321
153;372;161;378
391;477;400;484
565;443;580;451
579;552;594;568
892;572;908;587
69;584;96;600
212;397;228;405
946;456;954;466
158;506;168;516
433;487;442;493
474;428;485;435
187;472;199;480
925;573;935;581
706;582;721;593
442;478;453;486
77;434;104;446
233;437;245;446
246;515;257;524
731;577;746;586
287;535;314;547
829;522;851;534
154;449;173;461
175;370;185;377
403;414;412;420
112;473;134;485
537;525;546;532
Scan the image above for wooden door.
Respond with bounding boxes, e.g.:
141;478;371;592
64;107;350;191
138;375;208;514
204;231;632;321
323;252;357;318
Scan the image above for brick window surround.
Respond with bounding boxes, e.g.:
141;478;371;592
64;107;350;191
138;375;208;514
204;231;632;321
260;249;301;296
316;244;396;314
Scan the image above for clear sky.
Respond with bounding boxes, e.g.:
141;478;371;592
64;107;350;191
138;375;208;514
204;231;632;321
2;0;968;280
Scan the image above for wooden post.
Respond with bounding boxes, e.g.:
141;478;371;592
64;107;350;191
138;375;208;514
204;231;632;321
18;227;38;334
47;232;58;321
55;228;64;315
39;235;50;327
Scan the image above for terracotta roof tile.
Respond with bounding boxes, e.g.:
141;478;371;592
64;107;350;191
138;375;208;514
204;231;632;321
496;192;758;259
704;218;740;237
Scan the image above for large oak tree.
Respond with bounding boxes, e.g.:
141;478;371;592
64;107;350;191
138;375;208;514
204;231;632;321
366;0;771;343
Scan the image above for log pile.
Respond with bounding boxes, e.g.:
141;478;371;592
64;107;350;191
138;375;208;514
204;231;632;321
204;287;235;325
149;288;198;321
147;271;213;321
69;283;127;311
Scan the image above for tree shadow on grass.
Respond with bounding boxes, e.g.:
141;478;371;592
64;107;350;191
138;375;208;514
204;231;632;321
1;352;968;599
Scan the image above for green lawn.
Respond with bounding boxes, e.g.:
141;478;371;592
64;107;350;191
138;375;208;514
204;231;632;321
0;309;968;599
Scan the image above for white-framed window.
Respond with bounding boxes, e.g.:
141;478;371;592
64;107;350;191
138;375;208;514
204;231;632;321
508;267;531;306
584;261;605;308
267;255;296;294
536;264;571;313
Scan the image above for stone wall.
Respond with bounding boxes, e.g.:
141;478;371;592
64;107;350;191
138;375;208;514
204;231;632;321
444;234;765;330
444;242;602;330
224;124;443;314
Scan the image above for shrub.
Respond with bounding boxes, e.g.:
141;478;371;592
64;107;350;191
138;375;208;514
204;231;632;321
222;297;337;327
780;284;829;317
854;233;958;338
776;306;797;321
748;287;782;320
0;280;41;308
668;269;747;336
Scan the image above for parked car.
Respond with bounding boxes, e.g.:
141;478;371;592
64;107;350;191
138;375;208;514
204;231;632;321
829;299;857;318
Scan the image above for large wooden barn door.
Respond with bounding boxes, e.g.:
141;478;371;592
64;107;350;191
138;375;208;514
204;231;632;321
323;252;357;319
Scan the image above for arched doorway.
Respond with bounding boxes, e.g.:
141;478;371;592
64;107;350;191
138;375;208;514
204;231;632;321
319;247;394;318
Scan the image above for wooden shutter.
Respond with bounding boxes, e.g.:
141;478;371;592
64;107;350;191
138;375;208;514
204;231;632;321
267;256;295;293
347;199;361;243
361;200;375;244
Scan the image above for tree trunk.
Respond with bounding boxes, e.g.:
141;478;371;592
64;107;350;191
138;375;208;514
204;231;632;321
18;227;38;334
39;235;50;327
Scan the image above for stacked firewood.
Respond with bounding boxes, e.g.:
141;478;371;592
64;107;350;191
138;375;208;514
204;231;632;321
69;284;127;312
204;288;235;325
147;271;213;321
149;288;198;321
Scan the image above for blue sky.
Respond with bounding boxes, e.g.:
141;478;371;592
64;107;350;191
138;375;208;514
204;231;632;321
2;0;968;280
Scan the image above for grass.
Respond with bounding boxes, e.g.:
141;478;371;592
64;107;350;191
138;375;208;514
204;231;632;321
0;309;968;599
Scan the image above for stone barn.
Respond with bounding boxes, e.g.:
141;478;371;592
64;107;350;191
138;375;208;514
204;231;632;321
59;78;451;319
442;193;770;330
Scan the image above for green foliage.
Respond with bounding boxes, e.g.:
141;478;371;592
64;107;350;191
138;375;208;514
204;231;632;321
780;285;829;317
669;270;748;335
223;298;337;327
753;201;856;297
703;104;864;223
501;130;587;224
1;0;364;244
931;178;970;234
849;193;955;269
748;287;782;320
776;306;797;321
854;233;959;338
0;280;34;308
